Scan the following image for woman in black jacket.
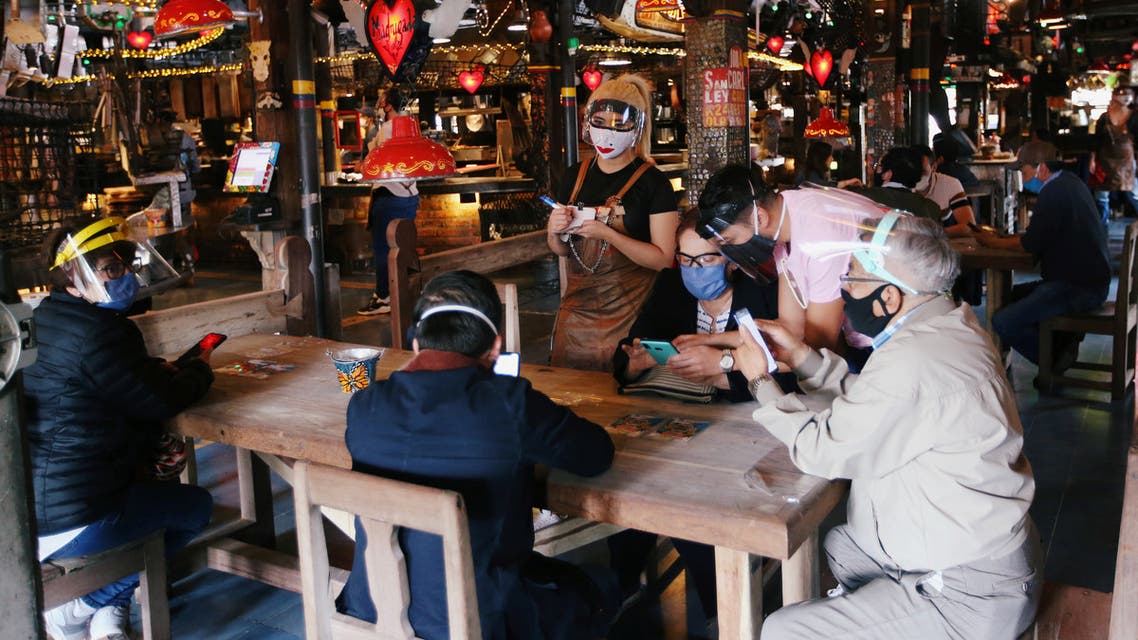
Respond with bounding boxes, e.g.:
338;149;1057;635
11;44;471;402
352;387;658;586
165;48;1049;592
27;219;215;640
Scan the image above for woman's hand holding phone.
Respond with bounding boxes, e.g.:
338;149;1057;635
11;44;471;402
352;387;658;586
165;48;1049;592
621;338;658;380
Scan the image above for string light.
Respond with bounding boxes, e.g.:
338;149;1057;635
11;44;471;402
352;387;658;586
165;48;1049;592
578;44;803;71
46;61;244;86
315;43;524;65
79;27;225;60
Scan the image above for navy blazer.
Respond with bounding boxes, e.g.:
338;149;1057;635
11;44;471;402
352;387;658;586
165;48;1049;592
338;362;614;639
612;268;788;401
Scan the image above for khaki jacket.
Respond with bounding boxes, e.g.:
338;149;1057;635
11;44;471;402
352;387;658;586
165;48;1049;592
751;297;1033;571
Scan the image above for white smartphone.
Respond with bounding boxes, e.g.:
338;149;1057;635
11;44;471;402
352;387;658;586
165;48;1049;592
733;309;778;373
493;352;521;376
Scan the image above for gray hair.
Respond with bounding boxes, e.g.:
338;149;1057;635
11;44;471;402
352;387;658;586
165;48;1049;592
863;214;960;293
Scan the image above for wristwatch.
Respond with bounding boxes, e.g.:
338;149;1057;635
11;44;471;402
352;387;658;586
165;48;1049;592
719;349;735;374
747;373;775;401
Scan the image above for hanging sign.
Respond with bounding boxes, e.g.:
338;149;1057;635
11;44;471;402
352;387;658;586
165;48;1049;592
701;65;747;127
366;0;418;76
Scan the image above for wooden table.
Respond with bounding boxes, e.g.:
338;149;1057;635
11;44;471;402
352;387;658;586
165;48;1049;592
169;334;846;639
953;238;1035;349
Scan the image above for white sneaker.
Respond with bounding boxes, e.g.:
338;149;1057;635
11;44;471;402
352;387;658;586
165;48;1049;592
89;604;131;640
44;597;96;640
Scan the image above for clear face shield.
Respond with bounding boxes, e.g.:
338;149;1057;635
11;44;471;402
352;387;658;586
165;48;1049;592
582;99;644;158
51;217;180;306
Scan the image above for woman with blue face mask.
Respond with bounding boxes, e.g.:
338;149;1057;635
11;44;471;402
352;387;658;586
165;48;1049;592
612;211;786;400
27;219;216;640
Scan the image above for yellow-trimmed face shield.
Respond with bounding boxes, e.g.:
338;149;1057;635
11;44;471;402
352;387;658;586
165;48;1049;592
51;217;179;305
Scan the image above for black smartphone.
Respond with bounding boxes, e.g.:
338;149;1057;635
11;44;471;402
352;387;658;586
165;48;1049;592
176;332;227;364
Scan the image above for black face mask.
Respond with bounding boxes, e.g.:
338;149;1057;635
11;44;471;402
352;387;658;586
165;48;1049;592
841;283;900;338
719;234;777;282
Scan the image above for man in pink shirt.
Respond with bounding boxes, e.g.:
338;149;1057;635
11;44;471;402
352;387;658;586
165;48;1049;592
697;164;886;366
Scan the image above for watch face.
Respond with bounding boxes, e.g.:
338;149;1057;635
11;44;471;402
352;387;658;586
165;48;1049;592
720;352;735;371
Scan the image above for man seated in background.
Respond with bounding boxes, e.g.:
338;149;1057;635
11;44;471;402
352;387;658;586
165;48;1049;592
934;131;980;187
854;146;942;222
913;143;976;237
338;270;618;640
738;214;1041;640
976;141;1110;374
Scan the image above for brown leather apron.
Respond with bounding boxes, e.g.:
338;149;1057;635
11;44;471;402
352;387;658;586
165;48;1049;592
550;159;660;371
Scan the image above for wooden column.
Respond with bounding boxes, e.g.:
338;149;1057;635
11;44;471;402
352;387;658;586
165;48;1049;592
683;11;750;205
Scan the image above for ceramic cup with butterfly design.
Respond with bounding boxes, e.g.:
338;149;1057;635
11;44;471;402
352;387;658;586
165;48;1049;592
328;347;385;393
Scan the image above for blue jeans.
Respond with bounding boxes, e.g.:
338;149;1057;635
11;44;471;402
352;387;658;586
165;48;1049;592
368;191;420;297
1094;188;1138;225
992;279;1107;364
46;482;213;608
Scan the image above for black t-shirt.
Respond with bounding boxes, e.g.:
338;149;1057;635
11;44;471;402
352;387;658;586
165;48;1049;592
1020;171;1110;293
558;158;679;242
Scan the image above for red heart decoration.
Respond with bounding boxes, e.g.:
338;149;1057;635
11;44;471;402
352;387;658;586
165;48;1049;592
127;30;152;49
810;49;833;87
582;68;603;91
459;67;484;93
766;35;784;54
366;0;417;76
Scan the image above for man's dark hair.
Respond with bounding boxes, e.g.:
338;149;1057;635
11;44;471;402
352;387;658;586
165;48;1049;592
412;270;501;357
879;147;924;188
385;88;406;113
697;163;775;228
912;144;934;162
932;135;959;165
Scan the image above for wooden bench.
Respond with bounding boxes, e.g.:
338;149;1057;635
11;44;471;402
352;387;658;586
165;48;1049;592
41;531;169;640
1109;401;1138;639
387;218;548;349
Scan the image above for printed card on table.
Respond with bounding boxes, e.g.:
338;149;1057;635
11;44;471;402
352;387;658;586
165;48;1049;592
609;414;665;437
648;418;710;441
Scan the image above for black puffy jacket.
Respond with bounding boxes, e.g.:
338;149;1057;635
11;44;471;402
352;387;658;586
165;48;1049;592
25;291;214;534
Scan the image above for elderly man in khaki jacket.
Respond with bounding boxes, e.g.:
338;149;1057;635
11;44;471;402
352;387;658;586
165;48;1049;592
737;213;1041;639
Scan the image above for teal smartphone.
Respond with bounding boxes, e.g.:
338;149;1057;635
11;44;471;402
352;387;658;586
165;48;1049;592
639;340;679;365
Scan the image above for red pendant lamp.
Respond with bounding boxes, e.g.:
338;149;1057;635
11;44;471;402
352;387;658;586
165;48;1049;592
361;115;456;182
804;108;850;138
766;35;785;54
154;0;236;38
810;49;833;87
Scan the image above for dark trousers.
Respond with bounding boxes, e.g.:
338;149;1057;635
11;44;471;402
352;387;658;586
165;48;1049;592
992;279;1107;364
368;191;419;297
46;482;213;608
608;529;718;618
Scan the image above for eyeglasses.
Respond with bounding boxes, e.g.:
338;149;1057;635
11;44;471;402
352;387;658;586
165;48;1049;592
93;256;141;279
676;251;723;267
840;275;890;286
781;258;807;309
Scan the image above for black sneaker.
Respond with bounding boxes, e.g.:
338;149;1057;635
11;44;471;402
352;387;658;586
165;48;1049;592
357;294;391;315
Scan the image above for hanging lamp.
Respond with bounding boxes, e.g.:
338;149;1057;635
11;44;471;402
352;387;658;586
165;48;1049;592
804;108;849;138
361;115;456;182
154;0;236;38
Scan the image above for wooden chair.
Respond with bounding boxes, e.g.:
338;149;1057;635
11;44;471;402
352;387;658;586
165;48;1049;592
40;531;169;640
1039;220;1138;400
293;461;481;640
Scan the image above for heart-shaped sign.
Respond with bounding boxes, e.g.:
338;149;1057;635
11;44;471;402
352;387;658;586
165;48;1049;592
582;68;603;91
366;0;417;76
766;35;784;54
810;49;833;87
459;67;484;94
127;30;152;49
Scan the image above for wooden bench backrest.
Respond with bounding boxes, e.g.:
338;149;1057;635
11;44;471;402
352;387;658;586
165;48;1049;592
130;288;287;355
1110;396;1138;639
293;461;481;640
1115;221;1138;332
388;218;540;351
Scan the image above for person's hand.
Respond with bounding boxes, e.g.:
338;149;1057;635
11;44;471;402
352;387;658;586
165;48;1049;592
547;206;573;235
754;318;810;369
621;339;657;380
673;330;742;350
666;344;725;382
574;218;616;241
837;177;863;189
197;346;214;366
159;360;179;373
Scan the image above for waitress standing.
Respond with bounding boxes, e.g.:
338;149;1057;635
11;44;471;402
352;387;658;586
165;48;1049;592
547;75;680;371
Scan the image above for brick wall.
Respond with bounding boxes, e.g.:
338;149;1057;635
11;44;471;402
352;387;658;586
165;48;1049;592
333;192;482;255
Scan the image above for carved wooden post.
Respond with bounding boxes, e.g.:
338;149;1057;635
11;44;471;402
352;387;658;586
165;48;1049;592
387;218;420;350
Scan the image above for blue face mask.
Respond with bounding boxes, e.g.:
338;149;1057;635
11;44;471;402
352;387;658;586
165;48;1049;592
1023;176;1044;194
96;274;139;312
680;263;730;300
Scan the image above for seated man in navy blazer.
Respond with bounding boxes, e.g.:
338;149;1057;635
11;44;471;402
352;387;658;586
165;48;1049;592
337;270;618;640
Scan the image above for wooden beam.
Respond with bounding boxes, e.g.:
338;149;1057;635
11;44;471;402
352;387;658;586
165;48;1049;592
129;289;287;356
